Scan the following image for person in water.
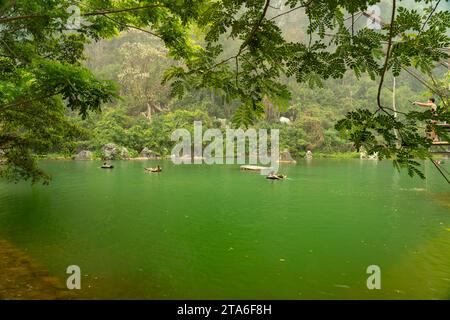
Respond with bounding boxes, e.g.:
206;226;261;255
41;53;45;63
413;98;439;142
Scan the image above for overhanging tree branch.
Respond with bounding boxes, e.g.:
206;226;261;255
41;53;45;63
268;0;315;21
0;3;165;23
0;93;60;111
419;0;441;35
100;14;162;39
429;157;450;184
193;0;272;75
237;0;272;56
377;0;396;113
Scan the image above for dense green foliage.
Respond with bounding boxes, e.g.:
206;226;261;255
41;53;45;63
0;0;210;182
161;0;450;177
74;24;446;160
0;0;449;183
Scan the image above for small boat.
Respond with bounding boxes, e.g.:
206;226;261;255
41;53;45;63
101;164;114;169
266;174;286;180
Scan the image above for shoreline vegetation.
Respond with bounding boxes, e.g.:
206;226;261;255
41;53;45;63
0;240;74;300
35;149;447;162
39;151;361;161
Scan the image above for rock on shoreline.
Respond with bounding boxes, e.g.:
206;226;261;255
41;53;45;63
139;147;161;160
73;150;93;161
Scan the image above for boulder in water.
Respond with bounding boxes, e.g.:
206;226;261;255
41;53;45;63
279;149;297;163
360;148;378;160
101;143;118;160
73;150;93;161
368;152;379;160
359;150;367;159
279;117;291;124
140;147;161;159
120;147;130;160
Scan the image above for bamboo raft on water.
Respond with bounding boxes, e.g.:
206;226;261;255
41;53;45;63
240;165;271;172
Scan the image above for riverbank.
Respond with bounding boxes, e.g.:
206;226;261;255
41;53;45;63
0;239;74;300
312;152;360;159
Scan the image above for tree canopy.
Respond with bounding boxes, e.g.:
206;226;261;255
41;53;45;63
0;0;449;183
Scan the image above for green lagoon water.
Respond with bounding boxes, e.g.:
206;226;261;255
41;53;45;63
0;159;449;299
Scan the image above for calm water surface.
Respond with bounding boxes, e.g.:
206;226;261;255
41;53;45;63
0;159;449;299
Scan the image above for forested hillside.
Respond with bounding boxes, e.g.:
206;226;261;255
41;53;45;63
63;3;445;159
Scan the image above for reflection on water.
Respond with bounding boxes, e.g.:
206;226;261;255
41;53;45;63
0;159;449;299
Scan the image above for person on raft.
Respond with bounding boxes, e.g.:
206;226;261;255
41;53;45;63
146;165;162;173
413;98;439;142
266;171;284;180
101;162;113;168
